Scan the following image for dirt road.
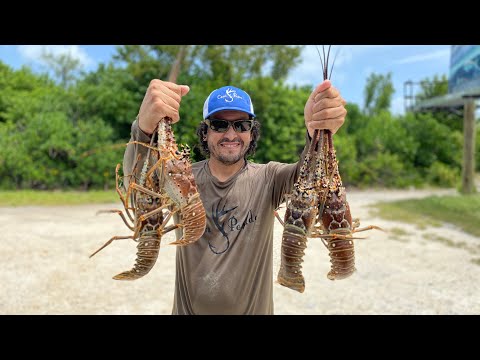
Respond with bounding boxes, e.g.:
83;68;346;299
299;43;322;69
1;188;478;314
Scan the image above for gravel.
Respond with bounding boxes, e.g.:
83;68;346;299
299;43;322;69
1;188;478;315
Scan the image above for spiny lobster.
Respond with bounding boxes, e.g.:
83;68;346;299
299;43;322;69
90;117;206;280
276;46;381;292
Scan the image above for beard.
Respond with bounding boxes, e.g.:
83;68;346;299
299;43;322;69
208;138;249;165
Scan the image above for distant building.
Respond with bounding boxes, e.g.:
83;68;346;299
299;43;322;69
405;45;480;113
449;45;480;94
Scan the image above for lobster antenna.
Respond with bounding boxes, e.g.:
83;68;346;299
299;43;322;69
329;46;340;80
325;45;332;81
316;45;324;76
322;45;327;80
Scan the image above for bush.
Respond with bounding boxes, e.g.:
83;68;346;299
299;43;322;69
401;112;462;171
426;161;459;187
356;152;419;188
333;134;359;186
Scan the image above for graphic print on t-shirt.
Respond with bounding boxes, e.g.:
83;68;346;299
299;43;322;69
206;199;257;254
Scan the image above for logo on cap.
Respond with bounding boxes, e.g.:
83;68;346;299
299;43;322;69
217;88;244;103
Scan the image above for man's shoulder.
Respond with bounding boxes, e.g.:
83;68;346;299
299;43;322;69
254;160;296;178
192;160;207;170
192;160;207;176
246;161;267;170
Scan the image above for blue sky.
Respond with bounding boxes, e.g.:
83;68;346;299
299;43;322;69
0;45;452;115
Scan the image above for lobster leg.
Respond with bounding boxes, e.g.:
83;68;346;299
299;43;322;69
89;235;135;258
115;162;141;223
127;141;186;161
96;209;135;231
353;225;384;233
137;202;174;223
130;182;167;199
274;210;285;227
126;140;160;152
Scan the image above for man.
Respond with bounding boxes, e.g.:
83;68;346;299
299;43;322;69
124;79;346;314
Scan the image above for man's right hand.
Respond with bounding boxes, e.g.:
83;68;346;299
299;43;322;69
137;79;190;135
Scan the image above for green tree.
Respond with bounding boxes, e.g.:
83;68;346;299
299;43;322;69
355;111;417;163
74;63;141;139
189;45;304;84
113;45;304;86
333;134;359;186
363;72;394;116
68;117;125;190
416;74;449;101
246;79;312;163
414;74;463;132
40;50;83;88
0;61;54;123
337;103;365;135
351;111;420;187
0;61;123;190
402;112;462;175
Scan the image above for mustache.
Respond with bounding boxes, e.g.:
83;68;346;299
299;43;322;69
218;138;243;146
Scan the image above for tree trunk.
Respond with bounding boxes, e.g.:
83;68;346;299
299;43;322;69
167;45;188;83
461;97;477;194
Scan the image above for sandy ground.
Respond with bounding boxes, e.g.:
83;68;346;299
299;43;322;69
1;188;479;315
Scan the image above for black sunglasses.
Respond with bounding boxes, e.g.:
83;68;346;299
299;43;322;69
205;118;254;133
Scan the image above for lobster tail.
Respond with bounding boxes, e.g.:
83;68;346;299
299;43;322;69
325;233;356;280
113;236;162;280
277;224;308;293
170;193;207;246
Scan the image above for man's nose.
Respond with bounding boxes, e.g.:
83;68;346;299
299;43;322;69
223;123;237;138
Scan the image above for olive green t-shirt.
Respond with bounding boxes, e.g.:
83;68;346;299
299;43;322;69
124;119;309;315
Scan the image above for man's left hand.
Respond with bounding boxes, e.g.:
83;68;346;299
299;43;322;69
304;80;347;137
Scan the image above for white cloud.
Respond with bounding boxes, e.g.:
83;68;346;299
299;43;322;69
393;49;450;65
17;45;93;68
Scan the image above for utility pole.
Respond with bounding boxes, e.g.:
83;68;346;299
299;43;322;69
461;96;477;194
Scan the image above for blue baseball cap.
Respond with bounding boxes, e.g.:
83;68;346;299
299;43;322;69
203;85;256;120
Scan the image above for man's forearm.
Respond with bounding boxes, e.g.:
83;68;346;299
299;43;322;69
122;118;153;191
